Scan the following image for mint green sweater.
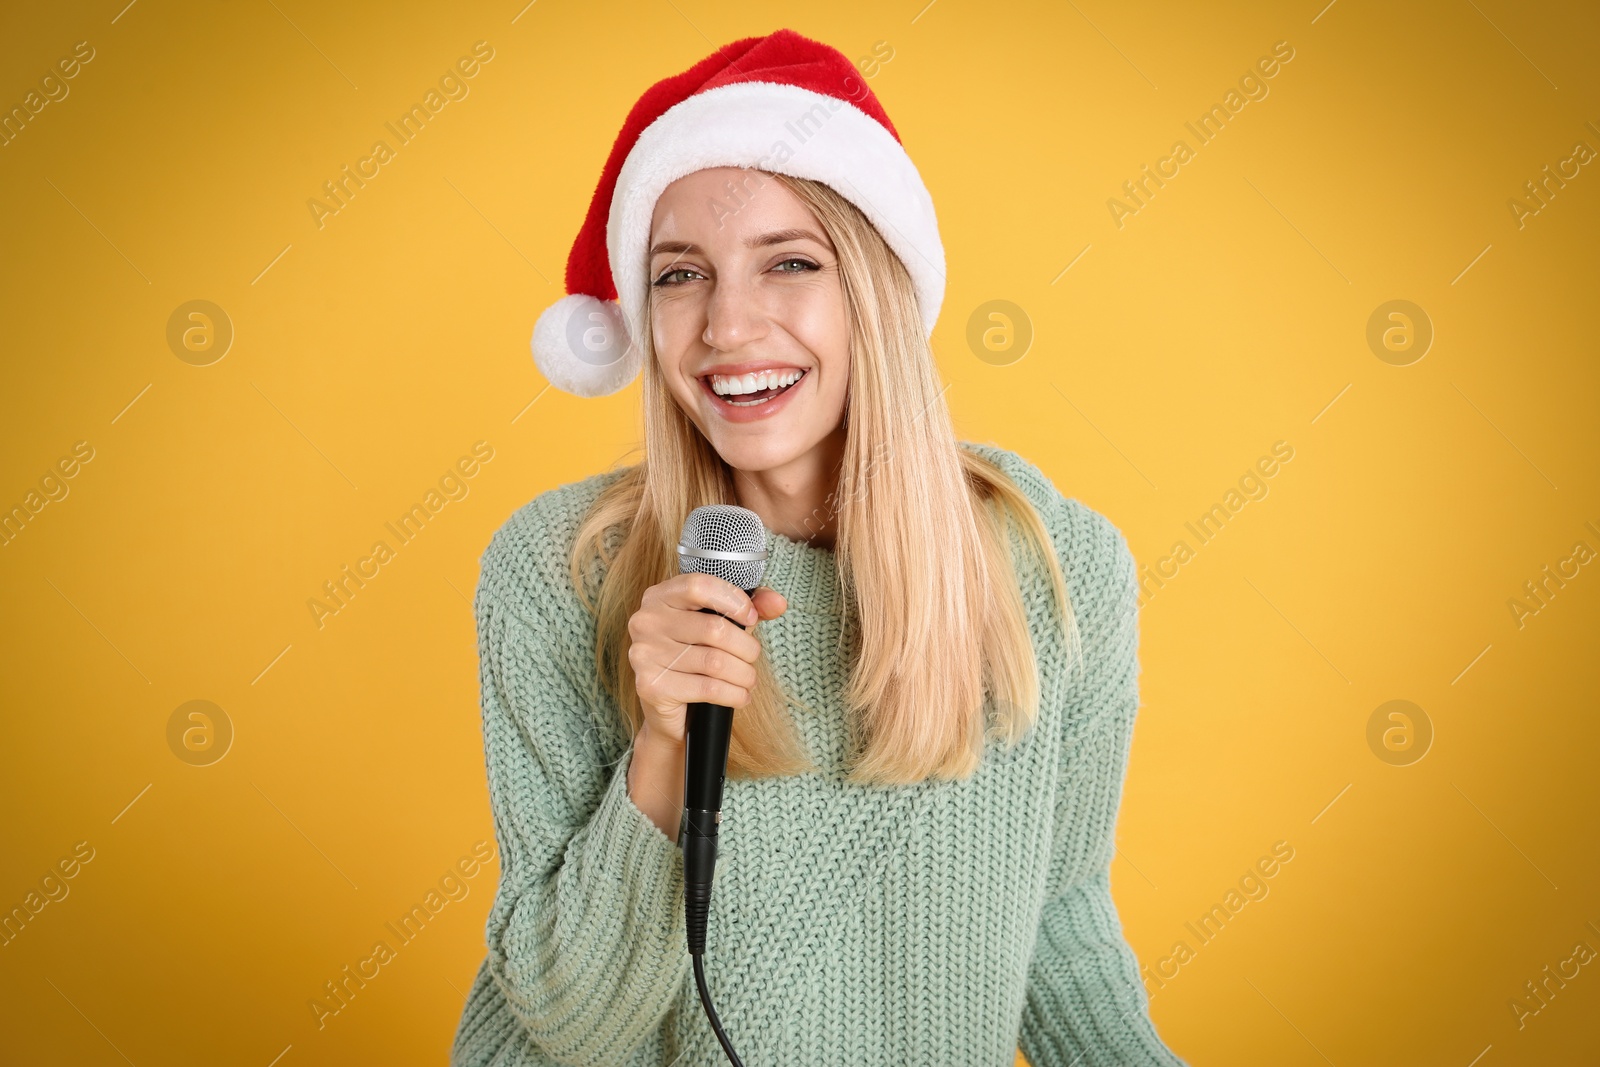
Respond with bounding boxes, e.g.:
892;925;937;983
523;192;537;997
449;442;1187;1066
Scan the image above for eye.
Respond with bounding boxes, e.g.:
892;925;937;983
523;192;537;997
773;257;820;274
652;266;704;287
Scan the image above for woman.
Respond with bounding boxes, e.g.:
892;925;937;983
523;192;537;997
451;28;1187;1067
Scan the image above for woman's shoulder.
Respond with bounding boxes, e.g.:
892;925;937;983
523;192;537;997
958;439;1138;627
476;464;635;621
959;440;1133;568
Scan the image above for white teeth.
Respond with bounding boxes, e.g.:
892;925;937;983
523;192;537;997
709;368;803;396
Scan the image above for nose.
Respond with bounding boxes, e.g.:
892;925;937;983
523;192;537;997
701;272;769;352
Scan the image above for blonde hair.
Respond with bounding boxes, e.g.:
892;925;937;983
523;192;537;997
568;172;1072;786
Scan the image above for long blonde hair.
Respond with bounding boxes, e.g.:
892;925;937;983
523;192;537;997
569;173;1072;786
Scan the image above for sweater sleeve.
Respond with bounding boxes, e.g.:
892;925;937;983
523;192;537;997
449;583;691;1067
1018;502;1189;1067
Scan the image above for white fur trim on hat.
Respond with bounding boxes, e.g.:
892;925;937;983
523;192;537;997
606;81;945;352
530;293;643;398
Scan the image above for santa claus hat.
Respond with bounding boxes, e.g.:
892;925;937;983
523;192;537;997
531;27;945;398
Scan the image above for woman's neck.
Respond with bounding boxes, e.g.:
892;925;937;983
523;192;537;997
732;429;846;551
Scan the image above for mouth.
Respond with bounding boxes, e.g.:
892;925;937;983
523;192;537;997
697;367;809;417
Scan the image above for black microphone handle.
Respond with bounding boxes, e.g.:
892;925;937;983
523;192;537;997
683;699;734;820
679;599;752;956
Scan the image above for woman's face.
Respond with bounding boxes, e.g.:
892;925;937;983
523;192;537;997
648;167;849;474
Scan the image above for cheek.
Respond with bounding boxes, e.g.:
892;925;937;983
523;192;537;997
649;300;705;408
783;285;850;369
650;297;699;366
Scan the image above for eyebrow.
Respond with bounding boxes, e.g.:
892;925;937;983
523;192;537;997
648;228;829;259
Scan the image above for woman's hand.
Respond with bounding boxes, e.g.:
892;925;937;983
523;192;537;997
628;573;788;746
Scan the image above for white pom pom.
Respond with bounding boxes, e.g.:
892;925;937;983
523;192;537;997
531;294;643;398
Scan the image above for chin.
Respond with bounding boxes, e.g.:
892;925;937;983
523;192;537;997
709;431;813;474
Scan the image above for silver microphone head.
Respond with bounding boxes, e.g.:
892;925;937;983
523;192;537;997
678;504;768;590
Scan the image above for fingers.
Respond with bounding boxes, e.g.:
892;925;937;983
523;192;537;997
635;644;753;709
657;668;753;710
751;586;787;620
631;573;794;721
662;608;761;664
653;573;758;625
679;642;758;691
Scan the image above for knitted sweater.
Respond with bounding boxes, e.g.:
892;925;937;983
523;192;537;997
449;441;1188;1067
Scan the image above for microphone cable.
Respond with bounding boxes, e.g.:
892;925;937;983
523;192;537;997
693;954;744;1067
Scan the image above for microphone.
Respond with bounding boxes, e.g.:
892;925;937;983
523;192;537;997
675;503;766;1067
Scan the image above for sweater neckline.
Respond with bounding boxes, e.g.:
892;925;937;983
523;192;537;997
760;527;842;615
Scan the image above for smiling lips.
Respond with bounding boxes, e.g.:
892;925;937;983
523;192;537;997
696;366;809;420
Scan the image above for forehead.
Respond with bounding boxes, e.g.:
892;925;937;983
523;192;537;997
649;166;823;243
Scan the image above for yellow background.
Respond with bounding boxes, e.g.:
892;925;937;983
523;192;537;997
2;1;1596;1064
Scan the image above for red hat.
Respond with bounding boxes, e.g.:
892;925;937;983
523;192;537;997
531;27;945;398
